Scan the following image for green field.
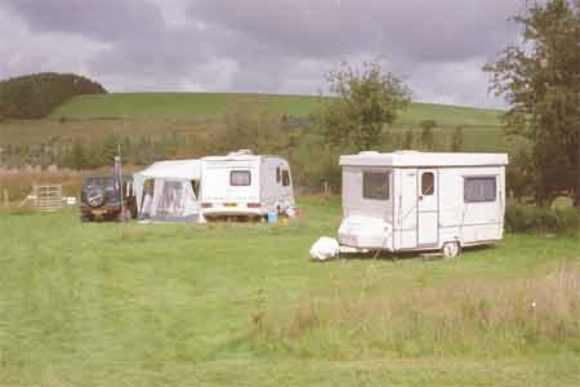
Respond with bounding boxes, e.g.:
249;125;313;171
51;93;319;120
1;92;507;152
50;92;503;128
1;198;579;386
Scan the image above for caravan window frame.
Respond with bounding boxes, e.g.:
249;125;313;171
282;169;291;186
362;171;390;200
464;176;497;203
230;170;252;187
421;172;435;196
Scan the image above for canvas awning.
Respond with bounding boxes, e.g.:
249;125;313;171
134;159;201;181
133;159;202;222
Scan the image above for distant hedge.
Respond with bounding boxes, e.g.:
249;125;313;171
0;72;107;119
505;203;579;235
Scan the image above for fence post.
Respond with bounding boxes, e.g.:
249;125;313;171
2;189;8;207
33;184;38;208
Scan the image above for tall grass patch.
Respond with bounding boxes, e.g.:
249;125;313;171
254;264;580;359
0;169;83;201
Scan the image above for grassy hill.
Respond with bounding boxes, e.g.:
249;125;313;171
50;93;318;120
50;92;503;129
0;92;507;152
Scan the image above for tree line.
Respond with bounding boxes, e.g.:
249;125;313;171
0;72;106;119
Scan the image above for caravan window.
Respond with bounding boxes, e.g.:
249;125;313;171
464;177;496;203
421;172;435;196
230;170;251;186
282;170;291;186
276;167;281;183
363;172;389;200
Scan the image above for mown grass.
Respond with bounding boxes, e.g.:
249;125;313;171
0;197;579;386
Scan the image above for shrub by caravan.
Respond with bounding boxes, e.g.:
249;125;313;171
338;151;508;257
200;150;295;219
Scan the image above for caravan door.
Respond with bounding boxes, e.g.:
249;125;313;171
417;169;439;246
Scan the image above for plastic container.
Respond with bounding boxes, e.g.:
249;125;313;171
267;212;278;224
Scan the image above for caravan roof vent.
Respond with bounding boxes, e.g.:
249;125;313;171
227;149;254;156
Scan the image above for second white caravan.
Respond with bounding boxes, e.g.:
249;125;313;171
337;151;509;257
200;150;295;218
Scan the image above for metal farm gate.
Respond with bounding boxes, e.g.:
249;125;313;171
33;184;64;212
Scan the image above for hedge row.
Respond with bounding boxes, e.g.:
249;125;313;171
505;203;579;234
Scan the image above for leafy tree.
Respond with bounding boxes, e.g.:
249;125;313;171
484;0;580;206
419;119;437;150
217;98;289;154
507;142;535;201
99;134;120;166
316;61;411;151
403;128;415;149
65;141;89;170
450;125;464;152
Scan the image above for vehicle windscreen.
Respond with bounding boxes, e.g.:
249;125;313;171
84;177;116;189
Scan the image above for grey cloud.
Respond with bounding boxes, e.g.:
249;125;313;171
187;0;521;63
0;0;522;107
3;0;164;42
3;0;208;86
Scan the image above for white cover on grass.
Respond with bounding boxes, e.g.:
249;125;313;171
310;237;340;261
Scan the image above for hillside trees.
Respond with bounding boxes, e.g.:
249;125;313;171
419;119;437;150
450;125;464;152
215;99;293;154
484;0;580;206
316;61;412;151
0;73;106;119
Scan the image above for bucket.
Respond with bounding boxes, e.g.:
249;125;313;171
267;212;278;224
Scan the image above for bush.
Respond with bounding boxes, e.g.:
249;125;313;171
505;203;579;234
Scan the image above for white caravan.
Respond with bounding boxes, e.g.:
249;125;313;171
338;151;508;257
200;150;295;218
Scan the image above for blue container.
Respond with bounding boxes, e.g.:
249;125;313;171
267;212;278;224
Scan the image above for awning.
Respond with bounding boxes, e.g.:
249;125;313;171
133;159;202;221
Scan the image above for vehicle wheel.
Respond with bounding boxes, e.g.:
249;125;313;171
442;241;461;258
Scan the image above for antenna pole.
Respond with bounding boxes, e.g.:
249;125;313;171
115;143;125;221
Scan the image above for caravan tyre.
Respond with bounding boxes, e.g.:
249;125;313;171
442;242;461;258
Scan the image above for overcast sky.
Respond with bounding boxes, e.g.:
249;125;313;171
0;0;527;108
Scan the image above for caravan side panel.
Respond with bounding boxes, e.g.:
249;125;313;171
260;158;277;213
438;166;505;247
260;157;295;214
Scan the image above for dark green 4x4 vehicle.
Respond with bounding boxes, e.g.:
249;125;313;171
80;176;137;222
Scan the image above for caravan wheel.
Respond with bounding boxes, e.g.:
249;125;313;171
442;242;461;258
